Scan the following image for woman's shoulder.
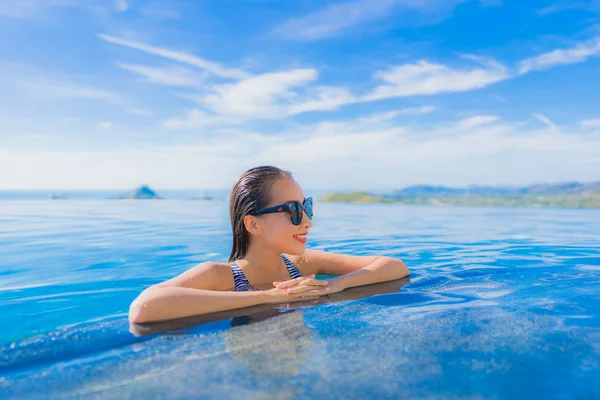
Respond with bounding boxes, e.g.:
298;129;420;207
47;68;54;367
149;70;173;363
160;261;235;291
188;260;233;274
197;261;236;281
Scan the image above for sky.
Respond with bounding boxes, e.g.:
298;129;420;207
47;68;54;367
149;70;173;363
0;0;599;190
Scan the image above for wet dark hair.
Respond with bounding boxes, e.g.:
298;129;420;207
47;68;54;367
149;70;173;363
229;166;293;262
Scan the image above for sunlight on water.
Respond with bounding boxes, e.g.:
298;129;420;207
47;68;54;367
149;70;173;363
1;200;600;399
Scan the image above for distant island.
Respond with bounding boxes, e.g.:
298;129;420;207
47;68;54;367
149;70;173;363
320;182;600;209
118;185;162;200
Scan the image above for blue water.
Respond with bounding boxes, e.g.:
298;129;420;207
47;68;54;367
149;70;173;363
1;200;600;399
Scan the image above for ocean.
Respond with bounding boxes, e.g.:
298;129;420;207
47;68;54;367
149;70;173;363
1;199;599;399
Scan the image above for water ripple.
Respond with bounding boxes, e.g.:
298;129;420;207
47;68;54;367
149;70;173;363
1;201;600;399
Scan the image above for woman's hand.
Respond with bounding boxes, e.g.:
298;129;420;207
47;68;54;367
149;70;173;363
262;275;331;304
275;275;347;295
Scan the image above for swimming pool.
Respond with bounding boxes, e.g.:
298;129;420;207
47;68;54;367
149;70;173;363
2;200;599;399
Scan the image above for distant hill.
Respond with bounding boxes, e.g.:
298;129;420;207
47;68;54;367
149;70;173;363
118;185;161;200
320;191;393;203
320;182;600;208
387;182;600;199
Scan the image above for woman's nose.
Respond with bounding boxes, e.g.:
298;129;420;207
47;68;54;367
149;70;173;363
302;210;312;228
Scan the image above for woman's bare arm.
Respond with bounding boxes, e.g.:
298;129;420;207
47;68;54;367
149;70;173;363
288;250;409;293
129;285;269;323
128;262;329;323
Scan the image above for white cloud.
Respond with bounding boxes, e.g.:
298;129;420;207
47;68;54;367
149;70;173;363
537;1;600;16
304;38;600;109
537;3;568;15
33;82;119;102
163;56;509;125
272;0;402;40
581;118;600;129
99;122;113;129
3;114;599;189
164;72;433;125
98;34;249;79
493;94;509;104
286;87;357;115
0;0;77;19
396;105;437;115
100;32;600;125
531;113;559;132
456;115;499;129
346;106;436;125
116;63;206;87
251;116;600;189
162;110;242;129
0;63;122;104
127;108;152;116
0;0;134;19
114;0;128;12
173;80;357;120
204;69;317;116
169;69;319;122
0;146;238;190
291;107;429;137
364;59;509;100
272;0;466;41
518;37;600;74
140;2;181;19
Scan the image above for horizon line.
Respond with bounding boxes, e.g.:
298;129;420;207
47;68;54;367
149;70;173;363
0;179;598;192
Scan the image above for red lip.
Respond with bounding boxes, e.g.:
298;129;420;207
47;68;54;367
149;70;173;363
293;233;308;244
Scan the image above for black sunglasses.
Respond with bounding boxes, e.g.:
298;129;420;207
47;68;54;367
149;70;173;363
250;197;313;226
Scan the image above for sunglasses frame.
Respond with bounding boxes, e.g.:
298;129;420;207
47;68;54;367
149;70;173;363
250;197;313;225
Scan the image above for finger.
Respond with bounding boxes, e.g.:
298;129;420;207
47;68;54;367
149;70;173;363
297;279;328;287
286;285;318;294
275;276;322;289
288;285;330;294
274;274;315;289
275;279;327;289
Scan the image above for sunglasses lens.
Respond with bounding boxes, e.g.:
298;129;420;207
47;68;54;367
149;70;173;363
289;202;302;225
304;198;313;219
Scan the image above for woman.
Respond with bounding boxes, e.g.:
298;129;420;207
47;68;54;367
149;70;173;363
129;166;409;323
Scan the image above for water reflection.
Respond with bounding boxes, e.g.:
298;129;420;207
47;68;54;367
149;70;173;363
127;278;409;399
225;309;312;378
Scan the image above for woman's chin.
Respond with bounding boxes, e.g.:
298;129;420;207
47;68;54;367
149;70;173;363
285;243;306;255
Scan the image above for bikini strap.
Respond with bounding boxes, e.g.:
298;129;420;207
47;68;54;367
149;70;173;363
230;261;253;292
281;255;303;279
231;256;302;291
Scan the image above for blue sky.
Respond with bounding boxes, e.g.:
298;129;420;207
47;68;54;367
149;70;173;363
0;0;599;190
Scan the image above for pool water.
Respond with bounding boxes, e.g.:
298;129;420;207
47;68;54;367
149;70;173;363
1;200;600;399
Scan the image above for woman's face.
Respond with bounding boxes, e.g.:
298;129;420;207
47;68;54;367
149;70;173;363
257;178;312;255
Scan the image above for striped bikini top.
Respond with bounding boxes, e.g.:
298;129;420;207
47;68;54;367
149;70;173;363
230;255;303;292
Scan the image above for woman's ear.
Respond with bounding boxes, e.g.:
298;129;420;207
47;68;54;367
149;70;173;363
243;215;262;235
